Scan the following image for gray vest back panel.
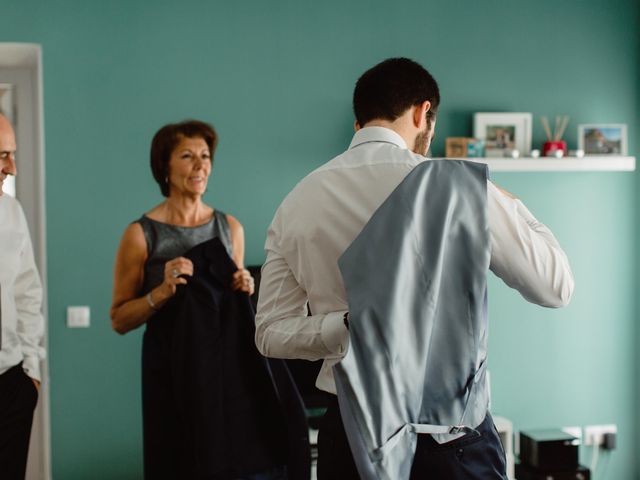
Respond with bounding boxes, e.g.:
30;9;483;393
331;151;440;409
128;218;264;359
334;160;491;480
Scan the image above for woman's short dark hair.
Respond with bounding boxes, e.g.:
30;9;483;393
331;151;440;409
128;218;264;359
150;120;218;197
353;57;440;127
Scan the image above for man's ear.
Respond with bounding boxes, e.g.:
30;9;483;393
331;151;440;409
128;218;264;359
412;101;432;128
354;120;361;132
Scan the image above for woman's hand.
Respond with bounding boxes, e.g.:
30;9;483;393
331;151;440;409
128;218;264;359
160;257;194;298
232;268;255;295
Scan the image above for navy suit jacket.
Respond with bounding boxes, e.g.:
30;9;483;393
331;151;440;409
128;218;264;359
147;238;309;479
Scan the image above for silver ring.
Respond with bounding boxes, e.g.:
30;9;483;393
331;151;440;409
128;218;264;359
172;268;179;278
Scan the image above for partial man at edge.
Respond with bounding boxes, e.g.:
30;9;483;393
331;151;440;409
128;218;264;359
0;113;46;480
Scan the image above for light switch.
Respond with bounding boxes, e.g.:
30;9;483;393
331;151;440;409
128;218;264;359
67;306;90;328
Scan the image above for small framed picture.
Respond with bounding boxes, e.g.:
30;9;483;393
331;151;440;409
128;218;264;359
445;137;485;158
578;124;627;156
473;112;532;157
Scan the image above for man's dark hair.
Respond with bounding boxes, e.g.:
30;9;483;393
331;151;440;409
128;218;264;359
353;57;440;127
150;119;218;197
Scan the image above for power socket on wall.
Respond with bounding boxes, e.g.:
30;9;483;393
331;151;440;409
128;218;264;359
67;306;91;328
583;424;617;446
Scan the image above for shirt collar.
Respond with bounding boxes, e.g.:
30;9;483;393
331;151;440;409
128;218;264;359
348;126;408;150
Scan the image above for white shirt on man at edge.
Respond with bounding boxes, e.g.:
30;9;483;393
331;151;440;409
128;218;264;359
0;194;45;381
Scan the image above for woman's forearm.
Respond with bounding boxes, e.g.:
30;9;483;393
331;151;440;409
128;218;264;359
111;286;172;334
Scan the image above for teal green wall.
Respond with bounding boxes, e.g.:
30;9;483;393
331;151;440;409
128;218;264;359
2;0;639;478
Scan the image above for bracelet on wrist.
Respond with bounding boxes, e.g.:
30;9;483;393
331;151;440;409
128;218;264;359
146;292;158;311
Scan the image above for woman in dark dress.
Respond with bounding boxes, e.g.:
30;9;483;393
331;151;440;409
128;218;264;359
110;120;285;480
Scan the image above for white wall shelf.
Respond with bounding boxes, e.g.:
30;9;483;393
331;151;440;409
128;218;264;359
469;156;635;172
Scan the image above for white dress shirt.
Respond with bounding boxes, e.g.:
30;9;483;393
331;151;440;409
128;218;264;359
256;126;574;394
0;195;45;381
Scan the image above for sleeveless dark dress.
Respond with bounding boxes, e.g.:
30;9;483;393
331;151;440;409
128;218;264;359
138;210;233;295
137;210;260;480
136;212;307;480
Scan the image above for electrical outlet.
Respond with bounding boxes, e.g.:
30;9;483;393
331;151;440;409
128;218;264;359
67;306;90;328
584;424;616;446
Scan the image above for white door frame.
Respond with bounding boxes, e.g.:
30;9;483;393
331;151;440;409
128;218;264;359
0;43;50;480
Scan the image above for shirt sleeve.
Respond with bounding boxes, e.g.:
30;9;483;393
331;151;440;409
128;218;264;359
488;181;574;308
255;211;349;361
15;206;45;381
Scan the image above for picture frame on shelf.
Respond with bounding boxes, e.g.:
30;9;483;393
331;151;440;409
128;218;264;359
577;124;627;156
473;112;532;158
445;137;485;158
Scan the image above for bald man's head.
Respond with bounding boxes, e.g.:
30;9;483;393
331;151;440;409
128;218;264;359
0;113;17;196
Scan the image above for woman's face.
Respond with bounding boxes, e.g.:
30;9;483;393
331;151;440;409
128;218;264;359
167;135;212;197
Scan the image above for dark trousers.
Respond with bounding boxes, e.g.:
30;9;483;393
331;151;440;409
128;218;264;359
0;363;39;480
317;397;507;480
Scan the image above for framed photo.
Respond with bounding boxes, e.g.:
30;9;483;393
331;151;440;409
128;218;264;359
473;112;532;157
578;124;627;156
445;137;485;158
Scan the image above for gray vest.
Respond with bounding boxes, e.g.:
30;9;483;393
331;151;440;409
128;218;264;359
334;160;491;480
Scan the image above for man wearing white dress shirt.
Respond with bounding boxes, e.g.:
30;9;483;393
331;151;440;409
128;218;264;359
256;58;574;478
0;113;45;480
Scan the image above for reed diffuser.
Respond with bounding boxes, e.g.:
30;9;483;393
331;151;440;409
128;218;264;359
541;115;569;157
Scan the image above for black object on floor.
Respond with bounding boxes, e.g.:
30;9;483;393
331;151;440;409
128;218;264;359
519;428;580;470
515;462;590;480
